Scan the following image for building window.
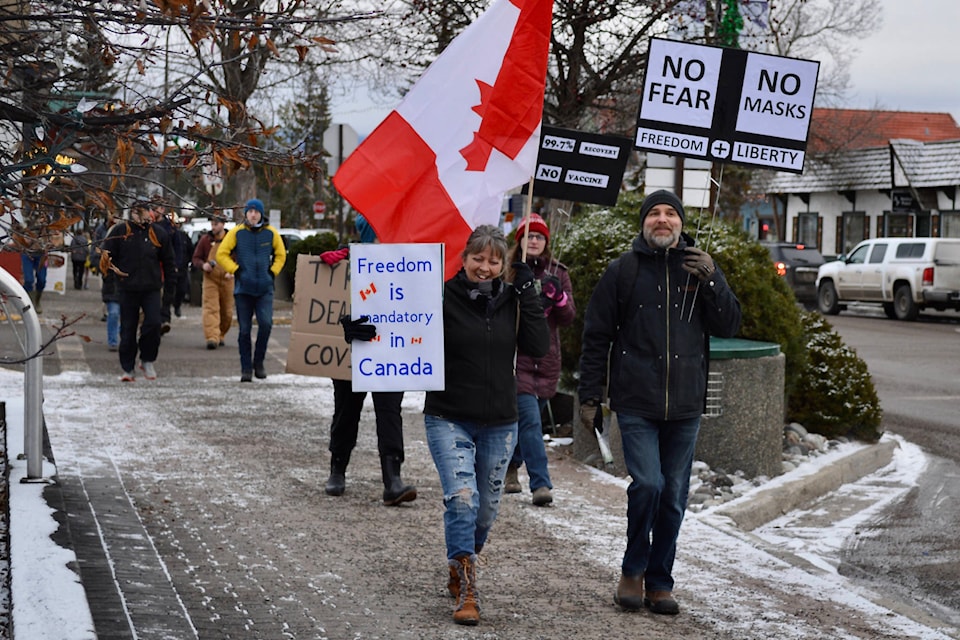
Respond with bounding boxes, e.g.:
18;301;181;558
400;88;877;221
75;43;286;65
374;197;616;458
842;211;867;255
885;213;914;237
797;212;818;246
943;211;960;238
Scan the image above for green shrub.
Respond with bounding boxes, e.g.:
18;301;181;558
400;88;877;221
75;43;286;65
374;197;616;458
787;312;883;441
282;231;339;295
283;231;339;277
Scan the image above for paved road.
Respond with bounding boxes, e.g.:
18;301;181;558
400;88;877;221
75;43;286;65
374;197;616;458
3;286;959;639
826;306;960;628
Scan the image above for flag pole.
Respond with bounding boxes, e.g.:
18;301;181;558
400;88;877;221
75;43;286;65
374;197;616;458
519;176;535;261
513;176;537;339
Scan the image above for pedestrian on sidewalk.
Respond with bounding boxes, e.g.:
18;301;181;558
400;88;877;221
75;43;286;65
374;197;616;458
192;211;234;350
424;225;548;625
101;266;120;351
100;199;177;381
15;217;49;314
151;198;183;335
70;231;88;290
324;214;416;506
578;190;741;616
503;213;575;507
93;211;117;319
173;217;193;317
216;198;286;382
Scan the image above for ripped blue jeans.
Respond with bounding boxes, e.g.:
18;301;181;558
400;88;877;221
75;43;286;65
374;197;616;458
424;415;516;560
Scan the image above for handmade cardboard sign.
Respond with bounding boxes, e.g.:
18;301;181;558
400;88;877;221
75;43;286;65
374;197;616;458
285;254;352;379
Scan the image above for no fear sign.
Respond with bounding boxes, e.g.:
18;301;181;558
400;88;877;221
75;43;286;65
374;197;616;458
635;38;820;174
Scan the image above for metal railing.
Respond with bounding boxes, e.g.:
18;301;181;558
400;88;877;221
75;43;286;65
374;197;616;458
0;267;44;479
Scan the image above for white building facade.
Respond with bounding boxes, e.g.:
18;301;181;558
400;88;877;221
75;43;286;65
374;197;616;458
762;139;960;259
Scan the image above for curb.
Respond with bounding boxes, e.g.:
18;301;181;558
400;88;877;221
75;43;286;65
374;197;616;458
715;440;900;531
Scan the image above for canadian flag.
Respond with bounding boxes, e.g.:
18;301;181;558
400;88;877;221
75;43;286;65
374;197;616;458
332;0;553;279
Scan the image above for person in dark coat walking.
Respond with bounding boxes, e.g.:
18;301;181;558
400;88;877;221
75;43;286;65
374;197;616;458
151;199;183;334
578;190;741;616
503;213;575;506
173;219;193;317
70;231;89;290
100;200;177;381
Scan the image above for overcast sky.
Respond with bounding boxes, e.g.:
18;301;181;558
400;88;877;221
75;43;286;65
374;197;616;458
331;0;960;137
847;0;960;121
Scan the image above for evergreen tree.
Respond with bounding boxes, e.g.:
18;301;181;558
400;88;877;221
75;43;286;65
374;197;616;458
717;0;744;48
263;71;331;230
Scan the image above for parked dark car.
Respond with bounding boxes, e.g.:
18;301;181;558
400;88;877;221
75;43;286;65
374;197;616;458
762;242;826;308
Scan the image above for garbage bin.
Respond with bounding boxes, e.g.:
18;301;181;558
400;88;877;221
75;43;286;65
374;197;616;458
695;337;784;479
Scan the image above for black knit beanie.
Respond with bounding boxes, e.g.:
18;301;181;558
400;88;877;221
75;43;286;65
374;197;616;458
640;190;685;225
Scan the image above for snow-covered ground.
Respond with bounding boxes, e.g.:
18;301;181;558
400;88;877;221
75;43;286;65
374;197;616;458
2;367;956;639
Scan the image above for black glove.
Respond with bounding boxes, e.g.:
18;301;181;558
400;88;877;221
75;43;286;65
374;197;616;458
339;314;376;343
540;275;564;308
579;399;604;434
512;261;536;294
681;247;716;281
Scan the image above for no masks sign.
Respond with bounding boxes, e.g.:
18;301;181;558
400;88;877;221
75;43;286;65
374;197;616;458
635;38;820;174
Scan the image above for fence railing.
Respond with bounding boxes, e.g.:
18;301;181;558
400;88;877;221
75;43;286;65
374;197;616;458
0;267;44;479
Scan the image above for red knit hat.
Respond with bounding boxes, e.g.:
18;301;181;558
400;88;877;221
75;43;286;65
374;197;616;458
514;213;550;243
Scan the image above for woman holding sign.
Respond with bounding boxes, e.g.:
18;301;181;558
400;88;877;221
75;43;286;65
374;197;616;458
426;225;549;625
345;225;548;625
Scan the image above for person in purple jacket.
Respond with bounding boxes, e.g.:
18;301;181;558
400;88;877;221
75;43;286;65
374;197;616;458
504;213;576;506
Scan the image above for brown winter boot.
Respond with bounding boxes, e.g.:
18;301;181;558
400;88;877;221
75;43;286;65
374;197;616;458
614;573;644;611
645;589;680;615
504;464;521;494
451;554;480;625
27;290;42;314
447;562;460;600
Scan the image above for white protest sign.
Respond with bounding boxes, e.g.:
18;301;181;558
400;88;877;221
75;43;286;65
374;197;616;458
635;38;820;174
641;39;722;130
736;52;819;141
349;243;445;392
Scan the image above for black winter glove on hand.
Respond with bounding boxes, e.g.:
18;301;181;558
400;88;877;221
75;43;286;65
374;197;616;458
339;314;377;343
681;247;716;281
540;275;564;308
579;399;604;434
512;261;536;294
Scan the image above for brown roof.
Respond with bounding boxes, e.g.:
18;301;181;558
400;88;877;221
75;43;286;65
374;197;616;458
807;108;960;155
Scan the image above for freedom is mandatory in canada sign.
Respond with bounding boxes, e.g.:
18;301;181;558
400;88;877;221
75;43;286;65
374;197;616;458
635;38;820;174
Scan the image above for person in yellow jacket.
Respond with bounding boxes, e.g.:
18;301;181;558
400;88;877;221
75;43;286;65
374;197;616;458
216;199;286;382
191;211;234;350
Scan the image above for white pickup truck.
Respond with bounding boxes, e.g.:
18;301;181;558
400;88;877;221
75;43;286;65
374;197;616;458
816;238;960;320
